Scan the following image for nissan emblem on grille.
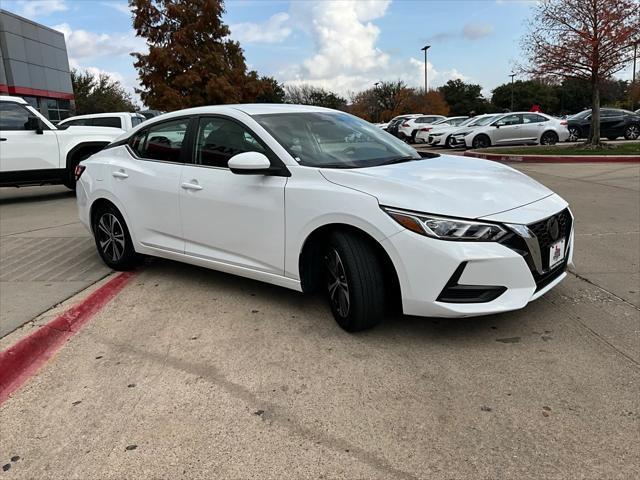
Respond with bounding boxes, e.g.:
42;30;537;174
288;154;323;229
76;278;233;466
547;216;560;241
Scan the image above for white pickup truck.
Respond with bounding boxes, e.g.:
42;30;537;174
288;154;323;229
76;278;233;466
0;95;122;189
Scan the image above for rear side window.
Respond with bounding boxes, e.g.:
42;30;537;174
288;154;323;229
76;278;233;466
523;114;547;123
90;117;122;128
131;116;144;127
128;118;188;163
62;119;88;127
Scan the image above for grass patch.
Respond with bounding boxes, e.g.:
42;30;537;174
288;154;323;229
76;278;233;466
479;143;640;156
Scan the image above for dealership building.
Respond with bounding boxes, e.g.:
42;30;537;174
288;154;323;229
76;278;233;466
0;9;74;122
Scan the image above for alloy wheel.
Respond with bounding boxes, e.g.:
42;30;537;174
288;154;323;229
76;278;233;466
625;124;640;140
568;127;580;142
540;132;558;145
96;213;125;262
326;249;350;318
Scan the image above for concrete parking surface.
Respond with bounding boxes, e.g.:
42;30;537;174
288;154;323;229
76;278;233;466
0;186;111;337
0;162;638;479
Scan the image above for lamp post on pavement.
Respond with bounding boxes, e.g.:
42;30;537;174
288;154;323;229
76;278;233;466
632;43;637;111
374;82;380;122
509;73;516;112
421;45;431;94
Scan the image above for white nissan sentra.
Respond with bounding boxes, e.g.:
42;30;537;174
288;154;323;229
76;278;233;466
76;104;574;332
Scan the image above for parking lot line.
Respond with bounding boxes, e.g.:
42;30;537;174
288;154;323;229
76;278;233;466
0;271;135;404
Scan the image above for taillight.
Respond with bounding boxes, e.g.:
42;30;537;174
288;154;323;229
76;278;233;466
74;164;86;181
401;122;410;127
420;127;432;132
560;120;568;125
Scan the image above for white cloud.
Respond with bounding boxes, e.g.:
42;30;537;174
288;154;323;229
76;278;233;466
279;0;470;96
230;12;291;44
13;0;67;18
462;23;494;40
52;23;144;61
100;2;131;15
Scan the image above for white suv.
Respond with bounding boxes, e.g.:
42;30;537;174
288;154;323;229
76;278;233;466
397;115;446;142
0;96;122;189
452;112;570;149
58;112;146;131
414;116;469;145
77;104;574;332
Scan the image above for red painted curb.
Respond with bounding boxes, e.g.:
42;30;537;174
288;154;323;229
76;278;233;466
0;271;135;404
465;151;640;163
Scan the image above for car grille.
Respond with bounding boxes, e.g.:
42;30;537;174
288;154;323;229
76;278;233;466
499;208;573;291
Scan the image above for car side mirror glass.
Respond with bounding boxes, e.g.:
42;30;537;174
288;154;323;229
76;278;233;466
228;151;271;175
25;116;44;134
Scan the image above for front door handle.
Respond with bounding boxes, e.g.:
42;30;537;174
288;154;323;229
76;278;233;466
181;182;203;191
112;170;129;179
0;138;6;141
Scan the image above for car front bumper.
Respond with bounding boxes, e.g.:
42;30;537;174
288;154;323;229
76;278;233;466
381;195;573;317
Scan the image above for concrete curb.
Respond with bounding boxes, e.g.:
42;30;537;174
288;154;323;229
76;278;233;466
0;271;135;405
465;151;640;163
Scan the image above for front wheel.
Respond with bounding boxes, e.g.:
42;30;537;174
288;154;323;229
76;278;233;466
540;131;559;145
92;204;139;270
324;232;385;332
624;124;640;140
471;134;491;149
567;127;581;142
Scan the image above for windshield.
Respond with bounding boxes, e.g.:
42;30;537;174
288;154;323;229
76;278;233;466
253;112;425;169
432;118;450;125
468;115;499;127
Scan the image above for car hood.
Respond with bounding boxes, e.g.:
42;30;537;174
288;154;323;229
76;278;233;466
320;155;554;219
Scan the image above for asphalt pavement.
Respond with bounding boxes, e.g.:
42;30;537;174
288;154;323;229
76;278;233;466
0;162;638;479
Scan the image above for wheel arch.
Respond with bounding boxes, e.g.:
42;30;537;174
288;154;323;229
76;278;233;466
65;141;111;171
88;193;136;244
298;222;402;313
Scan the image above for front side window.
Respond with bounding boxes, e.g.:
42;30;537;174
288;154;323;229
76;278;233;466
128;118;188;162
254;112;422;169
91;117;122;128
195;117;268;168
495;114;522;126
0;102;31;130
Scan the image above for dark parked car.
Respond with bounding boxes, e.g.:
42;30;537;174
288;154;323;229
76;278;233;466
386;115;420;138
567;108;640;141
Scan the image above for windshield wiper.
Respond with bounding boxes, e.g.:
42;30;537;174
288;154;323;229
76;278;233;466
377;156;418;166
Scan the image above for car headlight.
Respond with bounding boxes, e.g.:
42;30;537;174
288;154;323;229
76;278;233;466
382;207;508;241
455;131;473;136
431;132;443;137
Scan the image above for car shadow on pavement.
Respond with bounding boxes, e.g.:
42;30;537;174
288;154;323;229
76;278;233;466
0;188;75;205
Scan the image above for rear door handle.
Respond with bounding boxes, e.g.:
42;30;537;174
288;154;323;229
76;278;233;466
112;170;129;179
0;138;6;141
181;182;203;191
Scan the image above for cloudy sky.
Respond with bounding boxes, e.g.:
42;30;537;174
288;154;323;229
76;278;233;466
3;0;635;105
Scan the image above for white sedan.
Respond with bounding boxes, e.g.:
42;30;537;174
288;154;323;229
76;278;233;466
77;104;574;331
451;112;570;149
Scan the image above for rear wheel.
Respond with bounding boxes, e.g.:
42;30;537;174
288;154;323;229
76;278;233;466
624;124;640;140
92;204;138;270
324;231;385;332
471;134;491;149
540;131;559;145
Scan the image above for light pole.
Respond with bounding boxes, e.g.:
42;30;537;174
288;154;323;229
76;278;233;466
509;73;516;112
374;82;380;122
421;45;431;94
632;43;637;111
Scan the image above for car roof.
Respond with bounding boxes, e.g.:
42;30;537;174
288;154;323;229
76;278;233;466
60;112;144;121
0;95;27;104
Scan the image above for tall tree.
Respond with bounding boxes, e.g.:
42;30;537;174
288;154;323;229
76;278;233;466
491;79;559;113
437;79;490;116
71;69;137;115
130;0;275;110
284;84;347;110
521;0;639;145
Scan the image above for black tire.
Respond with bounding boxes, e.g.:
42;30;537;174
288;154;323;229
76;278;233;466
444;136;454;148
410;130;418;143
624;124;640;140
471;134;491;149
324;231;385;332
567;126;581;142
540;131;559;145
92;203;139;270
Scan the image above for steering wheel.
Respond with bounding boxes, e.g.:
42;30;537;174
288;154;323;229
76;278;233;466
342;146;357;156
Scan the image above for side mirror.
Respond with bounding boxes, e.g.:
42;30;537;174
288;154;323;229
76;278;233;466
25;116;44;134
228;151;271;175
